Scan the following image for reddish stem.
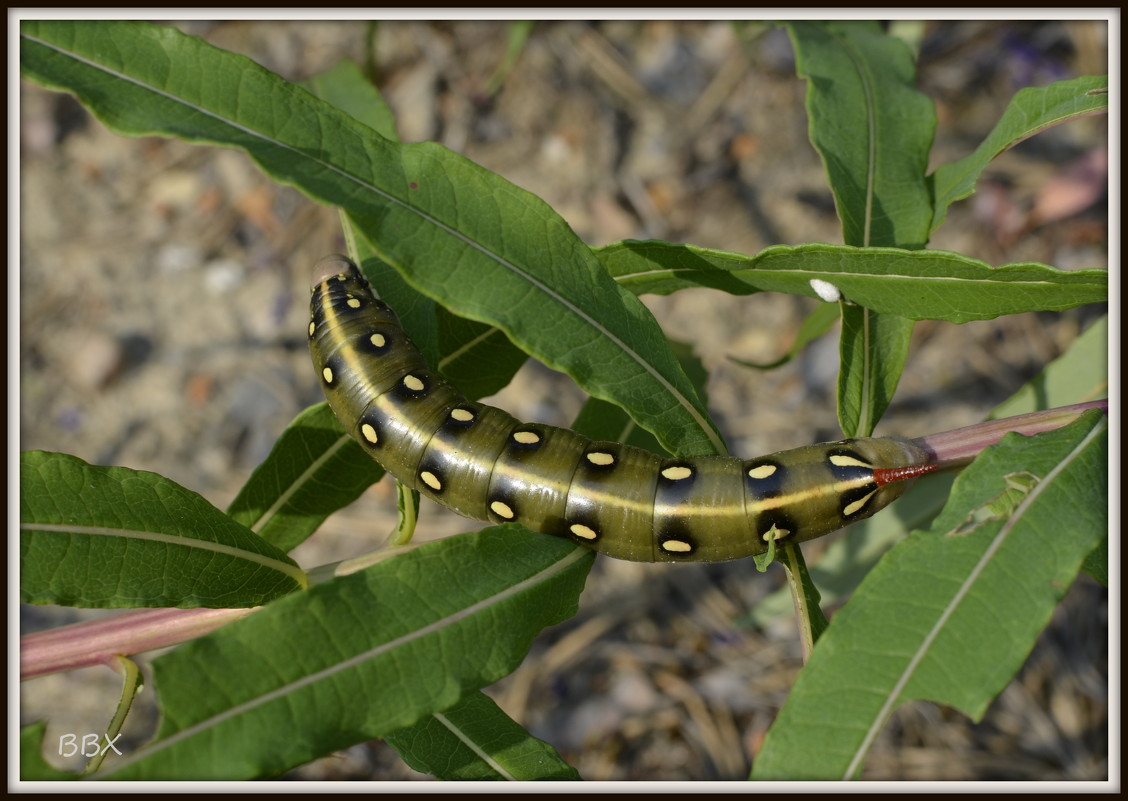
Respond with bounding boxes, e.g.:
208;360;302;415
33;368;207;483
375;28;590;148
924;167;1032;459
909;399;1108;471
20;607;257;680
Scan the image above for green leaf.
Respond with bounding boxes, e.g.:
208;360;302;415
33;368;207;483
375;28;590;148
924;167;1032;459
308;51;532;401
597;241;1107;323
1081;536;1107;587
20;452;305;608
930;75;1108;234
988;314;1108;586
836;307;913;437
20;20;721;460
302;58;398;142
571;337;709;455
21;722;78;780
786;21;935;249
310;65;495;386
752;531;779;573
752;413;1107;780
776;542;828;655
385;692;581;780
571;396;663;454
227;403;385;554
99;528;593;780
786;21;934;441
596;240;770;297
432;313;530;401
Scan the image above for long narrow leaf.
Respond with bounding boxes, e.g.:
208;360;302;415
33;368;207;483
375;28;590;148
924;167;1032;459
97;528;593;780
385;692;582;780
20;452;305;608
786;21;935;249
596;241;1106;323
20;723;76;781
226;404;385;554
751;413;1107;780
786;20;935;436
308;58;531;396
302;58;398;142
930;75;1108;234
20;20;722;459
836;307;913;437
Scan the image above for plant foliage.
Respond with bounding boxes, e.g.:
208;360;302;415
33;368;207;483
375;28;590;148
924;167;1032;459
19;20;1107;781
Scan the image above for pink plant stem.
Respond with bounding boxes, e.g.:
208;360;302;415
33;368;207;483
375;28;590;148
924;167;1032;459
911;399;1108;469
20;607;258;680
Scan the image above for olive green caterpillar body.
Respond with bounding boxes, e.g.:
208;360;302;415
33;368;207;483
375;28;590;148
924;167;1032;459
309;256;932;563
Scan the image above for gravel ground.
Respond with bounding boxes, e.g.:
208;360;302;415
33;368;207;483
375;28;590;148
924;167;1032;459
19;18;1109;782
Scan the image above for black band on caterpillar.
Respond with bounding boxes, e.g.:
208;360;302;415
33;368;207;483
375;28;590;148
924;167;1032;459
309;256;932;563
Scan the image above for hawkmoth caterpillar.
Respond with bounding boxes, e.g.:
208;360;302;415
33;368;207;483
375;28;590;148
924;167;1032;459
309;255;933;563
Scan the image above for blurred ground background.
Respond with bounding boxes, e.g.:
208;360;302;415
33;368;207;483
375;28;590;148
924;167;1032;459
19;18;1109;781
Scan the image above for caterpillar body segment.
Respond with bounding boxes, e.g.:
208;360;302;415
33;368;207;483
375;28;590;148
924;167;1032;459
309;256;931;563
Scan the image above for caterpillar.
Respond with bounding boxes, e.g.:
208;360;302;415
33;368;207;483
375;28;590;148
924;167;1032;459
308;255;933;563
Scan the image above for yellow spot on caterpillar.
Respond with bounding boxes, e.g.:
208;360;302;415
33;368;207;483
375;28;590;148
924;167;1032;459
361;423;378;444
450;408;475;423
570;523;598;541
403;374;425;392
842;490;877;517
661;539;693;553
586;451;615;467
346;296;361;309
512;431;541;445
661;465;693;481
370;333;386;348
829;453;870;469
322;367;334;383
308;320;316;337
747;464;777;480
490;500;515;519
420;471;442;491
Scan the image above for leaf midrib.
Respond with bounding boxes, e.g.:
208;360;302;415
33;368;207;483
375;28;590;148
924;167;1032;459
841;418;1107;778
21;523;304;585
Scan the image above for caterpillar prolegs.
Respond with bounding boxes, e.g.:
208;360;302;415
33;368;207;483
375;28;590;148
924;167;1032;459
308;256;932;563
